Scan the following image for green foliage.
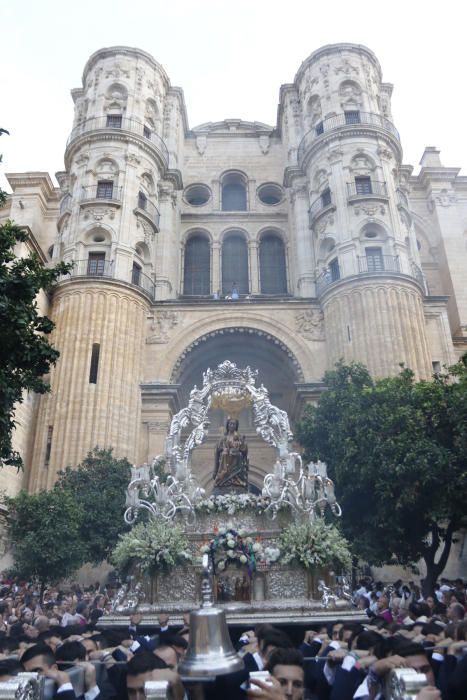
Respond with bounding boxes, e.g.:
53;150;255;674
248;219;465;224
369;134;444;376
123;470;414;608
278;518;351;571
296;358;467;588
56;448;131;564
0;205;71;468
111;520;191;576
5;488;86;588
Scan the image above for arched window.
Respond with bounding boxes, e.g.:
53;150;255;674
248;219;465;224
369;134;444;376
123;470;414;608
222;233;249;295
259;233;287;294
183;235;210;295
222;173;247;211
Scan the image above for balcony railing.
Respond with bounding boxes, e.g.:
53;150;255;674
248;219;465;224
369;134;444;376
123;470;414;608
357;254;400;274
135;195;160;229
347;181;388;198
61;259;155;300
309;191;334;225
298;112;400;166
316;255;425;296
67;117;169;168
80;186;123;203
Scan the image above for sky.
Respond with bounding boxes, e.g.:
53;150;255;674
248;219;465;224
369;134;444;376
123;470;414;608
1;0;466;191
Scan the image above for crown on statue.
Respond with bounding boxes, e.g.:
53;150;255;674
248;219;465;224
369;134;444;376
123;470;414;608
205;361;257;413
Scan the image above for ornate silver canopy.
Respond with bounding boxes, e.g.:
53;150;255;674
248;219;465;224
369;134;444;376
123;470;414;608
124;361;341;524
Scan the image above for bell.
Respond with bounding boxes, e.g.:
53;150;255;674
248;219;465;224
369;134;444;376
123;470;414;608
179;556;245;679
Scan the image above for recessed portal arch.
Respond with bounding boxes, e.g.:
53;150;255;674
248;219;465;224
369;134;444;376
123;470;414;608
171;327;304;493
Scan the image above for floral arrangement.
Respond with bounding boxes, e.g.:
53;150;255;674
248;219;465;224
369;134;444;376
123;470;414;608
278;518;351;571
199;526;280;576
111;520;192;575
195;493;285;516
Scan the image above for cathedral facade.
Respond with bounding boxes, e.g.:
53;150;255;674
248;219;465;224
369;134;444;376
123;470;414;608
2;43;467;498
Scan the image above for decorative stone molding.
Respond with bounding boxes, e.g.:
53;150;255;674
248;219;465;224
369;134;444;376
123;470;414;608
434;189;457;207
377;146;393;161
327;148;344;164
335;60;359;75
258;134;270;154
136;216;155;244
295;309;325;340
315;213;334;235
352;203;386;217
125;152;141;166
105;61;131;79
147;310;180;343
82;207;116;222
195;136;207;155
145;421;170;433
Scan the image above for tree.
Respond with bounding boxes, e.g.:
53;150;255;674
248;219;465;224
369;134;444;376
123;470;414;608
0;131;71;468
296;357;467;594
56;447;131;564
5;488;86;596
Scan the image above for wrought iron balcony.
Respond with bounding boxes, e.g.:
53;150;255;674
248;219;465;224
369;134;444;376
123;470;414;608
134;194;160;230
298;112;400;166
66;117;169;168
346;181;388;198
79;185;123;203
60;259;155;300
309;190;334;225
316;255;425;297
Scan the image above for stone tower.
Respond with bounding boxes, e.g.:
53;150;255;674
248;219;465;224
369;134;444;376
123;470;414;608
281;44;432;378
28;47;185;489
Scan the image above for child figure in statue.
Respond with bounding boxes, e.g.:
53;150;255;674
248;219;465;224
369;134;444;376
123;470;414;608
213;417;249;493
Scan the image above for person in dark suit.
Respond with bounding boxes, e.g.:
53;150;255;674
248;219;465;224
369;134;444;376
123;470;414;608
21;643;78;700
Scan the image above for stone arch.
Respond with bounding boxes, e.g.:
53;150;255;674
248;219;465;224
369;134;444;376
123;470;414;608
170;325;305;385
306;94;322;125
104;82;128;112
219;168;248;185
317;235;337;263
339;79;362;108
182;227;213;245
220;170;248;211
82;222;116;243
256;225;287;244
135;241;151;263
312;167;330;193
359;220;390;242
140;171;156;196
145;98;160;128
220;226;250;243
93;156;120;178
349;150;377;175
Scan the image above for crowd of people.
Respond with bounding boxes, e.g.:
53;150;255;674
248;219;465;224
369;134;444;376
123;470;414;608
0;576;465;699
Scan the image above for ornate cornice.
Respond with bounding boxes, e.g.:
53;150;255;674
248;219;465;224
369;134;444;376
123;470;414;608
82;46;171;90
6;172;58;201
294;43;382;86
64;131;168;174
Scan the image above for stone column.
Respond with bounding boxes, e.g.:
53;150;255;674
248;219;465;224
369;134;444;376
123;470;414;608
212;241;221;295
249;240;259;293
289;179;315;297
156;183;178;299
140;384;182;463
212;178;220;210
248;178;257;211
